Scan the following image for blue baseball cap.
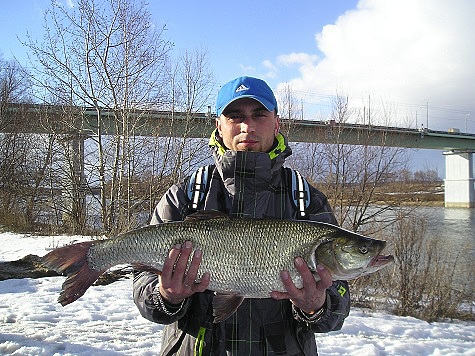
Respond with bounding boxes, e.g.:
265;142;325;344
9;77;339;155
216;76;278;117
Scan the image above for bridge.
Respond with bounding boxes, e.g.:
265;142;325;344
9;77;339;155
2;103;474;207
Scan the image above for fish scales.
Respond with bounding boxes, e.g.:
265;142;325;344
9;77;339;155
87;216;337;297
42;210;393;311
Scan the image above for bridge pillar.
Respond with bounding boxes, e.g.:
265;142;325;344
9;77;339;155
443;150;475;208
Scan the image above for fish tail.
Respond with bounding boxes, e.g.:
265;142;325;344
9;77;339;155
41;241;104;306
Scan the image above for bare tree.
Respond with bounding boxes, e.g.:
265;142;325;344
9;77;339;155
287;92;413;233
0;55;43;230
323;96;412;233
169;48;215;179
23;0;173;233
277;83;303;138
0;55;32;109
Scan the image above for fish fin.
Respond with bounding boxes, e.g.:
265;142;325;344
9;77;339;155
41;241;104;306
185;210;229;222
212;293;245;323
132;263;162;275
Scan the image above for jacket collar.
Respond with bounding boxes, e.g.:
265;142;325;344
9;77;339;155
208;129;292;191
208;129;292;161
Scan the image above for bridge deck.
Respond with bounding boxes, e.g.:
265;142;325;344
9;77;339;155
2;103;475;151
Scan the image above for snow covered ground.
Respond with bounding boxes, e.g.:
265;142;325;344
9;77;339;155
1;232;474;355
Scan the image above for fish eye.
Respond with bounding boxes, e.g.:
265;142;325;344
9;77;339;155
359;244;369;254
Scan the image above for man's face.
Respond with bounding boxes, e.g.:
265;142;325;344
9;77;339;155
216;98;280;153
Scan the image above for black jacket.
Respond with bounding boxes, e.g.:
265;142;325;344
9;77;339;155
133;134;350;355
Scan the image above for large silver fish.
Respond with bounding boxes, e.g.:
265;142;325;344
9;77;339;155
42;210;393;322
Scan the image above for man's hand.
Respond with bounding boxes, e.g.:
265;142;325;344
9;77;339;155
271;257;332;314
158;241;210;305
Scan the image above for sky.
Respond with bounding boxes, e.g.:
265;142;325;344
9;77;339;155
1;0;475;175
1;232;475;355
155;0;474;132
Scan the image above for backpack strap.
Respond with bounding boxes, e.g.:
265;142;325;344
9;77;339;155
187;165;311;218
186;165;213;212
285;167;311;219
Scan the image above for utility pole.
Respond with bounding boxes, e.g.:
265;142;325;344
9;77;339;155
426;101;429;129
368;94;371;126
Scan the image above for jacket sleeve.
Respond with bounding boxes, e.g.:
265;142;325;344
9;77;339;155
150;182;190;224
293;280;350;332
298;185;351;332
133;270;192;324
133;182;191;324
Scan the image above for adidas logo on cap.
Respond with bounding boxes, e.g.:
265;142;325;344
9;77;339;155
235;84;249;93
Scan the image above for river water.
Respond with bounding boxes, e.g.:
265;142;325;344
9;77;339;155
405;206;474;294
422;207;474;259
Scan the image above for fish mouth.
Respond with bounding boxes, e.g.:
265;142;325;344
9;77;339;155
368;254;394;268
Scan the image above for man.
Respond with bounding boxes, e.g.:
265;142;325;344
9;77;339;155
133;76;350;355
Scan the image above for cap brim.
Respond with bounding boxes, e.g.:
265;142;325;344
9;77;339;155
218;95;276;116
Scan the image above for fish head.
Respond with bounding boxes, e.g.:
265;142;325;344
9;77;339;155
313;229;394;280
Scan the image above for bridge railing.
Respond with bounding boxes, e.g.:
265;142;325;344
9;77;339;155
2;103;475;150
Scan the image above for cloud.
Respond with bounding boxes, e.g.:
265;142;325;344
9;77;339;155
261;60;278;78
239;64;257;74
278;0;475;130
277;53;319;68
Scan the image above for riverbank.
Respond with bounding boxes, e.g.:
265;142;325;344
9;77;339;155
321;181;445;207
375;181;444;204
1;232;474;355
